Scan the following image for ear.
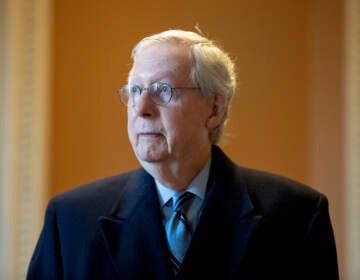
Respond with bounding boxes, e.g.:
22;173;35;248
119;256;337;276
205;94;226;129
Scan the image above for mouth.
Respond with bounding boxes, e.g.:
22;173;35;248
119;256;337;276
138;132;163;138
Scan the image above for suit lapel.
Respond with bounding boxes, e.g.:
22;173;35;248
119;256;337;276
97;169;172;280
178;146;263;279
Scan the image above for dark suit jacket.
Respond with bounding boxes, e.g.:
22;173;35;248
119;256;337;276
27;146;339;279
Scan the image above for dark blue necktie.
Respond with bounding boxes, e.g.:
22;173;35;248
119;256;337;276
165;192;195;273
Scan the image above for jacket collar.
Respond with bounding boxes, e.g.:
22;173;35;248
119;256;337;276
177;146;262;278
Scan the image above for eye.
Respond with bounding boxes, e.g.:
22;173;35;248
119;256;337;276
150;83;172;105
129;85;141;95
159;84;171;94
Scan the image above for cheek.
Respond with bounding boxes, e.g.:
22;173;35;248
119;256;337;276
127;114;136;141
165;111;204;140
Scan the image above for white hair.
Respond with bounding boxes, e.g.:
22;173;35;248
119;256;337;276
131;29;236;144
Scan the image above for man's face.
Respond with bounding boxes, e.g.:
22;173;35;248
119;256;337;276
127;42;214;166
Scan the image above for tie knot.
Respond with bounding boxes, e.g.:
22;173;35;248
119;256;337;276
173;192;195;212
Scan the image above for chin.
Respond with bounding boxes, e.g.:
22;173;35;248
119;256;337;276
133;141;170;163
135;149;168;163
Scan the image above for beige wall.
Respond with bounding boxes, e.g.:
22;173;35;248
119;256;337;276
308;0;345;277
50;0;344;277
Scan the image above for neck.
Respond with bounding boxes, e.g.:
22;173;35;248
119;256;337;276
141;146;212;191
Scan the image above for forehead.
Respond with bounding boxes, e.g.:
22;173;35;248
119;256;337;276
129;42;193;84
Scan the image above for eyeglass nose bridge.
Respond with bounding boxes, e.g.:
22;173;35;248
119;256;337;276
138;86;150;95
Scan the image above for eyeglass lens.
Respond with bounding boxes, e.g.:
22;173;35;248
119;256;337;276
120;83;172;106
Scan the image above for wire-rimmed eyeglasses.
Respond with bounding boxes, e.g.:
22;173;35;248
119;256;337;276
117;82;200;106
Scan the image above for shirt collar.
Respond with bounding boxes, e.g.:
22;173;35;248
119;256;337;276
155;157;211;207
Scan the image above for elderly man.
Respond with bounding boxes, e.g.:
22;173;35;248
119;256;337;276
27;30;339;279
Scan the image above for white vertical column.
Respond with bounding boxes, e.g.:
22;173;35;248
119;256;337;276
0;0;52;279
345;0;360;279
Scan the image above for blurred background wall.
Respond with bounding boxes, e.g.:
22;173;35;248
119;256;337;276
1;0;359;279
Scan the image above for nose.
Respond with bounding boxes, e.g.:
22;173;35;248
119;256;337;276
131;89;157;118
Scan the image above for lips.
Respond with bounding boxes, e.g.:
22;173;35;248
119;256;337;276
138;132;162;138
